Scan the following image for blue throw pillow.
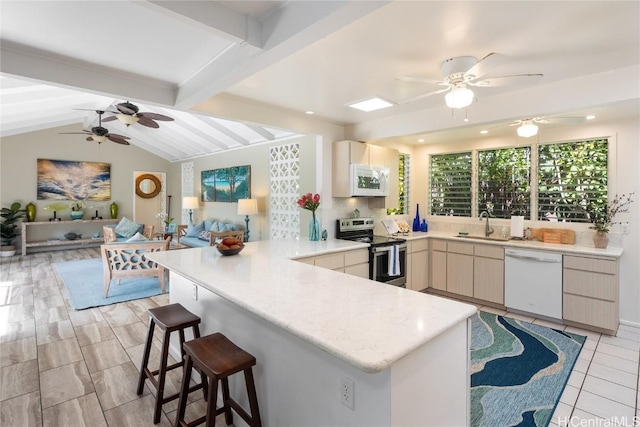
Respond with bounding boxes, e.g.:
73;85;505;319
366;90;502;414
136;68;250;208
209;221;221;232
204;219;214;231
186;221;204;237
126;232;149;242
115;217;142;238
198;230;211;241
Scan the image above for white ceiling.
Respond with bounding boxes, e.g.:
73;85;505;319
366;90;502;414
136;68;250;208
1;1;638;159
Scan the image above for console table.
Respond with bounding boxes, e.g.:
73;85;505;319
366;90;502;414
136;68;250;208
21;218;118;255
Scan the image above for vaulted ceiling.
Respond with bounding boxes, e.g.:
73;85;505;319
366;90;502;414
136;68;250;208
1;1;638;159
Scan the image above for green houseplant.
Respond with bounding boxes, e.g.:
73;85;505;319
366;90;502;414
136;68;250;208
1;202;26;256
587;193;634;248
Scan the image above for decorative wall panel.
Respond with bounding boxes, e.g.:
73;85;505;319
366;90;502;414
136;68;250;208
269;143;300;240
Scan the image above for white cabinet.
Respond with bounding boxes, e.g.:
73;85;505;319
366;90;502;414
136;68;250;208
407;239;429;291
295;248;369;279
332;140;400;209
563;255;619;334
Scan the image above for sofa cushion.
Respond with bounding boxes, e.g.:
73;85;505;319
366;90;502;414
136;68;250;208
186;221;205;237
180;236;209;248
114;217;142;238
210;221;238;233
198;230;211;241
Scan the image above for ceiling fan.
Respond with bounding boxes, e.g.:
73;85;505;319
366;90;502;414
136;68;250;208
397;53;543;108
510;116;587;138
101;101;174;128
60;110;130;145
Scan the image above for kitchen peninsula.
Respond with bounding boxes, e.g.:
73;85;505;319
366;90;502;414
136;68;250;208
149;240;477;426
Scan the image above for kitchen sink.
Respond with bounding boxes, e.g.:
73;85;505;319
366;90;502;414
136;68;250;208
454;235;510;242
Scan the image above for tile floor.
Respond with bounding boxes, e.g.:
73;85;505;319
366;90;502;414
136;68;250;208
1;248;639;426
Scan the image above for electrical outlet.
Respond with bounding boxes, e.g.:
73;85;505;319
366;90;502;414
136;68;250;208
622;222;630;235
192;284;198;300
340;376;355;410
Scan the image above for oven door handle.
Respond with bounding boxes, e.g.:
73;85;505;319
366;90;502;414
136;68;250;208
371;243;407;253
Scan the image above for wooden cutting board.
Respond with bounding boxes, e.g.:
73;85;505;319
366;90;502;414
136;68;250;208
527;227;575;244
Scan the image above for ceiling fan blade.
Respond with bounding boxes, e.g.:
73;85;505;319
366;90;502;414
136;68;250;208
396;75;445;85
470;74;543;87
108;135;131;145
138;112;174;121
106;133;130;140
137;117;160;128
537;116;586;124
101;116;118;122
401;87;450;104
116;104;136;115
86;136;94;141
464;53;507;81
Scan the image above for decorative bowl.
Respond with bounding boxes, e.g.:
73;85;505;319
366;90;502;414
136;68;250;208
64;232;81;240
216;245;244;256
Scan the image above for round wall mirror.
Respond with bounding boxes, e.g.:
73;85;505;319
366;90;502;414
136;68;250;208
135;174;162;199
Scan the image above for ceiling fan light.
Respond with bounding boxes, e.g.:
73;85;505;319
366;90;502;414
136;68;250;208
517;122;539;138
93;135;109;144
116;114;140;126
445;85;474;109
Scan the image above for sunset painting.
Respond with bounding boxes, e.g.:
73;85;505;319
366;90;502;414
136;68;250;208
37;159;111;201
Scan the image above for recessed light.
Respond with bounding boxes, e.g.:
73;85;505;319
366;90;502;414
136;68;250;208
418;138;425;143
305;111;315;115
586;115;596;120
346;97;395;112
480;130;488;135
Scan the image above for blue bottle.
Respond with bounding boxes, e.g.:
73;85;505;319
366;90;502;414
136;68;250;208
420;219;428;232
412;204;420;232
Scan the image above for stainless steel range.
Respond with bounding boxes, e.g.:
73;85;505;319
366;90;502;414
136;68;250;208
336;218;407;287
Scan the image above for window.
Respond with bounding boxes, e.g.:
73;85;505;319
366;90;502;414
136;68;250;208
478;147;531;219
387;154;410;215
538;139;608;222
429;152;472;216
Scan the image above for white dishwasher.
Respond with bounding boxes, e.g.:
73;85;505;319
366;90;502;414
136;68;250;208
504;248;563;319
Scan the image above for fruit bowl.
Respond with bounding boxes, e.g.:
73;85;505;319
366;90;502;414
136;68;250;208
216;245;244;256
216;237;245;256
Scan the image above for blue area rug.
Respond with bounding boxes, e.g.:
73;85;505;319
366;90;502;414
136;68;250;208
54;258;167;310
471;311;585;427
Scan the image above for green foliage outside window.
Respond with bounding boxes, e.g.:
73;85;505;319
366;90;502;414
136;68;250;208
478;147;531;218
538;139;608;222
429;152;472;216
387;154;409;215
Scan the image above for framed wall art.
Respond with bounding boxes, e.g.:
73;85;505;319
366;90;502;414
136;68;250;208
37;159;111;201
201;165;251;202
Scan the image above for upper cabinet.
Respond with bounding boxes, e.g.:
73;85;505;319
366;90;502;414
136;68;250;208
332;140;399;209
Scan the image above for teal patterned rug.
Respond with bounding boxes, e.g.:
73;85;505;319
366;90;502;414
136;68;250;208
471;311;585;427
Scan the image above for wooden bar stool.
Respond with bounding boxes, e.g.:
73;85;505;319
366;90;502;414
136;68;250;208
175;333;262;427
137;303;207;424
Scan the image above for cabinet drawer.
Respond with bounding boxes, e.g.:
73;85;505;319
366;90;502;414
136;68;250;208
474;244;504;259
563;294;618;331
564;255;617;274
344;263;369;279
411;239;429;253
563;269;617;301
344;249;369;266
431;240;447;252
447;242;474;255
314;253;344;270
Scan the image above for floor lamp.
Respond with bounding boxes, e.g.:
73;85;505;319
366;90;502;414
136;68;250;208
183;197;199;224
237;199;258;242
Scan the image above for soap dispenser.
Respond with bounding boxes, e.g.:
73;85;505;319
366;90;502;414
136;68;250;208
420;218;428;232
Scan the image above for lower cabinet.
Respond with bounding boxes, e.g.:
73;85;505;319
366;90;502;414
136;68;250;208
430;240;447;291
563;255;619;333
296;248;369;279
407;239;429;291
473;245;504;304
446;242;474;297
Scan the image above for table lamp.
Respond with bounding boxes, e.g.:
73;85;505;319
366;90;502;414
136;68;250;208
237;199;258;242
183;197;199;223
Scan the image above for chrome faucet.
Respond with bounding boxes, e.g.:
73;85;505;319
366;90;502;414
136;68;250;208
479;211;494;237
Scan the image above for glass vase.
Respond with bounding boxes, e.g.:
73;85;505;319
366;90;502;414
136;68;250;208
309;214;320;241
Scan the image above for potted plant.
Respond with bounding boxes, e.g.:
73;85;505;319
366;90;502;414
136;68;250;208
1;202;26;257
587;193;634;249
69;201;86;220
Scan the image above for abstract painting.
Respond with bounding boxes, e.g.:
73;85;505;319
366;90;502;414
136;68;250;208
37;159;111;201
201;165;251;202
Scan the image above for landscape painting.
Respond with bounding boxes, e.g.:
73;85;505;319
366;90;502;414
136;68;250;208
201;165;251;202
37;159;111;201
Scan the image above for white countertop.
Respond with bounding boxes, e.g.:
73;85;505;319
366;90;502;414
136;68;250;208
148;239;477;373
395;231;623;257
